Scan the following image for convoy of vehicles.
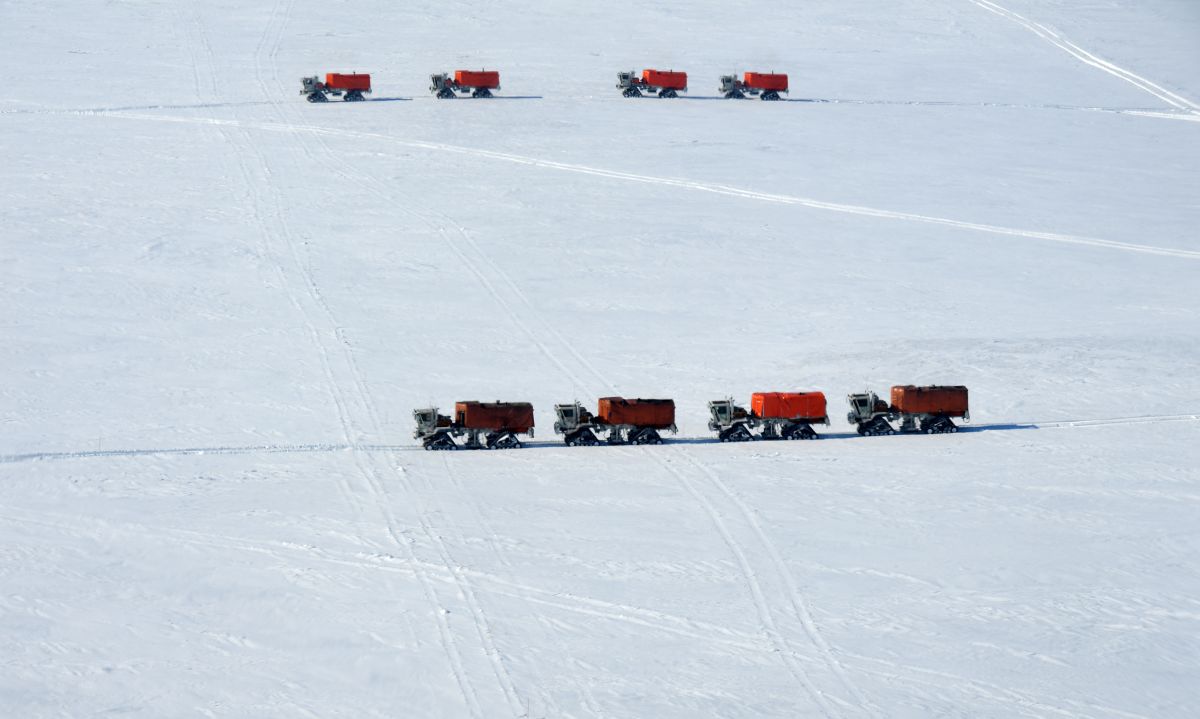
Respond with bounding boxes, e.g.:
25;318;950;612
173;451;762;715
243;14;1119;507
300;72;975;453
415;388;970;449
302;69;797;102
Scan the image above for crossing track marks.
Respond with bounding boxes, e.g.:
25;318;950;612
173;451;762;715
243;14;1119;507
190;0;374;528
435;456;575;718
275;100;601;715
843;651;1150;719
95;113;1200;261
251;5;529;715
0;507;1155;719
646;449;846;717
258;76;869;710
670;449;881;717
965;0;1200;114
169;1;374;528
791;97;1197;122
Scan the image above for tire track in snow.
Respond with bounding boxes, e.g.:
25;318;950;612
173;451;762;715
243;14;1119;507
647;453;845;717
842;651;1149;719
394;216;869;713
673;450;881;717
256;6;524;715
448;224;617;394
965;0;1200;114
213;1;484;713
0;507;1153;719
271;93;849;710
431;231;879;713
96;113;1200;261
176;1;369;527
433;457;571;718
284;117;844;709
267;61;612;712
220;2;375;527
0;507;767;656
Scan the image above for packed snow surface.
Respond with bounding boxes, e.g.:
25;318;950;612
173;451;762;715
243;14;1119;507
3;0;1199;716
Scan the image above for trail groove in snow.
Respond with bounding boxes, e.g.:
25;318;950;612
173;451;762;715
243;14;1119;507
674;450;880;717
253;2;523;713
965;0;1199;113
100;112;1200;261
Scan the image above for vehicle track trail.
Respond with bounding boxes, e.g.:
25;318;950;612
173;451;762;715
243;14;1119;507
175;1;369;525
425;209;879;716
0;506;1146;718
841;651;1149;719
258;64;854;711
274;128;577;717
672;450;880;716
647;450;844;717
348;166;865;713
435;455;574;717
96;114;1200;261
253;4;527;715
182;0;484;713
964;0;1199;114
0;506;771;655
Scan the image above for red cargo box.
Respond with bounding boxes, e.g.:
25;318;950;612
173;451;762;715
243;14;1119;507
455;70;500;89
743;72;788;92
890;386;969;417
751;392;826;421
642;69;687;90
455;401;534;432
325;73;371;91
597;397;675;428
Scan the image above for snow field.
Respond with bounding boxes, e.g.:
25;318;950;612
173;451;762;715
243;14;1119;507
2;0;1199;716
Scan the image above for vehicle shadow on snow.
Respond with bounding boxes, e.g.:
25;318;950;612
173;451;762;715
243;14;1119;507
462;424;1041;452
675;96;828;103
959;423;1038;432
0;425;1043;464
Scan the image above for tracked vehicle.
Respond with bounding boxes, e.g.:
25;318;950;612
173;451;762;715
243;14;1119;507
414;401;534;450
847;386;969;435
301;72;371;102
708;392;828;441
554;397;677;445
430;70;501;98
617;69;688;98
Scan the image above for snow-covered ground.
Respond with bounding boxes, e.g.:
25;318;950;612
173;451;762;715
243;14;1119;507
2;1;1199;716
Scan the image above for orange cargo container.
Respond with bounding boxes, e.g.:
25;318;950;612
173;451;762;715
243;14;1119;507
743;72;788;92
597;397;676;428
455;401;534;432
751;392;826;421
455;70;500;89
325;73;371;91
642;69;687;90
890;386;969;417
